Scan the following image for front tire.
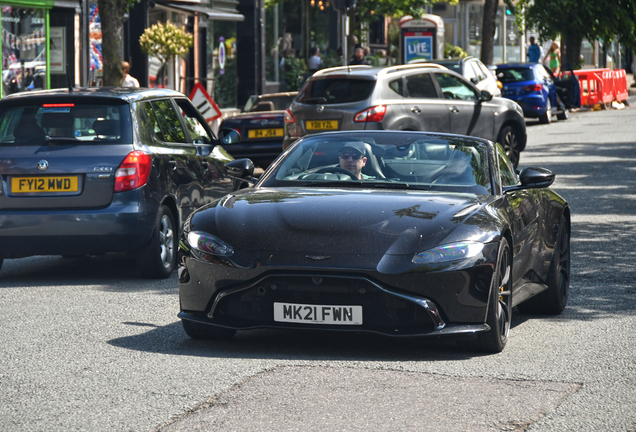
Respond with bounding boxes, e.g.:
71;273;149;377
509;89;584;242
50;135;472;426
471;238;513;353
518;215;570;315
498;125;521;168
136;205;177;279
182;320;236;340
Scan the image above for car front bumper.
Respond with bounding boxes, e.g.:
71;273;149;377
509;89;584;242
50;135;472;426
178;242;499;337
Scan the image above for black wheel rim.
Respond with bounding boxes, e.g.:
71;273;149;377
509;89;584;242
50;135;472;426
497;247;512;343
159;214;175;269
503;130;519;167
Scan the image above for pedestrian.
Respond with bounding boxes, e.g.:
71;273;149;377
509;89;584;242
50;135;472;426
307;47;324;73
350;47;370;66
527;36;541;63
544;42;561;75
121;61;140;88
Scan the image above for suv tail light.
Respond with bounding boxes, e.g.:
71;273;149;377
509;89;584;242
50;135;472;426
354;105;387;123
284;108;295;124
114;151;152;192
522;84;543;92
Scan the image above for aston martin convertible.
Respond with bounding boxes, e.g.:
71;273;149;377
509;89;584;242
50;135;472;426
177;131;570;353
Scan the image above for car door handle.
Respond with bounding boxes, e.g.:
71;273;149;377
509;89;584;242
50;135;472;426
168;160;177;171
449;106;460;113
410;107;421;114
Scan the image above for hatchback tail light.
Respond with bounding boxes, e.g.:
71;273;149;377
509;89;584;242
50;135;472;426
522;84;543;92
284;108;295;124
114;151;152;192
354;105;387;123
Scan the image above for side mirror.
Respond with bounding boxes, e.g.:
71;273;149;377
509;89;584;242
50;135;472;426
470;77;479;84
480;90;493;102
225;158;255;179
219;128;241;145
518;167;555;188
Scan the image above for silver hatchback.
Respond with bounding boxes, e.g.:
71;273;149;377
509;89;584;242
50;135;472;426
284;64;526;166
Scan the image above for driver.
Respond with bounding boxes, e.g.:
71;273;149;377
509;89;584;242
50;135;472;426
338;142;368;179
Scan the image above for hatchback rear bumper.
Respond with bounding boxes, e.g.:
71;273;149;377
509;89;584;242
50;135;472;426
0;198;157;258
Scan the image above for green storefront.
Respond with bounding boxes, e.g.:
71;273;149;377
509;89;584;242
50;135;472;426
1;0;77;98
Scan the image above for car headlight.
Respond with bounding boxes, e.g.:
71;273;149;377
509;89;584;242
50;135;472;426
187;231;234;257
413;241;484;264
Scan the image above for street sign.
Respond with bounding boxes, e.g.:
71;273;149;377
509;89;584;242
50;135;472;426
189;82;222;123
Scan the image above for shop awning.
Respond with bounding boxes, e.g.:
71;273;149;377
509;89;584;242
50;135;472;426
157;2;244;21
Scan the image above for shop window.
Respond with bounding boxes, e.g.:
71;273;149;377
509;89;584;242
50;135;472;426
2;7;47;95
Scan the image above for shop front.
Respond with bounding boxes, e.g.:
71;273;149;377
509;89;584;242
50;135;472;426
2;0;80;97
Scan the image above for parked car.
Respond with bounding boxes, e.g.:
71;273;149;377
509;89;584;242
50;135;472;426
220;92;297;168
496;63;569;124
283;64;526;167
418;56;502;96
178;130;571;353
0;87;239;278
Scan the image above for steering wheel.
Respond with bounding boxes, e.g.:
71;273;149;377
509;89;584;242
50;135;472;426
314;166;359;179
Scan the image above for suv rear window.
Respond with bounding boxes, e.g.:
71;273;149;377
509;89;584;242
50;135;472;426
0;102;132;145
298;78;376;104
497;68;535;84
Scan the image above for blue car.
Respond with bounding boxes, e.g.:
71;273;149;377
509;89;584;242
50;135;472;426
496;63;568;124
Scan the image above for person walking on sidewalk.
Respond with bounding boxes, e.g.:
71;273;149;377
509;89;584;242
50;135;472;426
527;37;541;63
544;42;561;75
121;62;140;88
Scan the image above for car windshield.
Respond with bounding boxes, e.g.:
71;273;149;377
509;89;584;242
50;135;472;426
260;132;491;195
0;102;132;145
297;78;376;104
497;68;535;84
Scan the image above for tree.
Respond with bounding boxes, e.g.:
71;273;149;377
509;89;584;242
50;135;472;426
96;0;137;86
513;0;636;69
139;21;194;88
480;0;497;65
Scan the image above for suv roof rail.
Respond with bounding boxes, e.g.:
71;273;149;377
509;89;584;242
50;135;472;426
379;63;448;76
312;65;374;76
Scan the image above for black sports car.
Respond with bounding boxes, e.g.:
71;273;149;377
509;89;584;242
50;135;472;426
178;131;570;353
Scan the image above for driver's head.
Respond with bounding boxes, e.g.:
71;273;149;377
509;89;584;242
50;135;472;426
339;142;367;179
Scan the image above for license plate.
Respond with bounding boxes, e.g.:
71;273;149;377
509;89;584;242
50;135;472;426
273;302;362;325
306;120;339;131
248;128;284;139
11;176;79;193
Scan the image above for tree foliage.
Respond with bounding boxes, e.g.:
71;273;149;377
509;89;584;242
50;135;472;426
513;0;636;69
139;22;194;70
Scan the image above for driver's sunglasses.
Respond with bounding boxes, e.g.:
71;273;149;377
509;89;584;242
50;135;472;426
339;152;362;161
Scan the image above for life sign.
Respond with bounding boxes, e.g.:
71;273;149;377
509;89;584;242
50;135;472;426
404;32;433;62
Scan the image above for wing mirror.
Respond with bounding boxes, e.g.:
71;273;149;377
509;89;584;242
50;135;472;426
219;128;241;145
480;90;493;102
519;167;555;188
225;158;255;179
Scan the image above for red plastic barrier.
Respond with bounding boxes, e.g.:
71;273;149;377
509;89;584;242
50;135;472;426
564;68;629;107
613;69;628;102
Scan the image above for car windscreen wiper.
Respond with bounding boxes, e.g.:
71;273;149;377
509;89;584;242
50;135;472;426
363;181;432;190
302;97;328;104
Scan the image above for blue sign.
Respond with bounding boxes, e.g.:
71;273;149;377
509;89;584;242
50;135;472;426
405;35;433;62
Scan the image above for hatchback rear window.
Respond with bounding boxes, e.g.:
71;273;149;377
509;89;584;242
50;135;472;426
0;102;132;145
298;78;376;104
497;68;535;84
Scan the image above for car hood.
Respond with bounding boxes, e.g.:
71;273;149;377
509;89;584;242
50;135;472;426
189;187;488;259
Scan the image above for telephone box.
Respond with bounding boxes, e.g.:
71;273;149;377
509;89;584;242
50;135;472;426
399;14;445;64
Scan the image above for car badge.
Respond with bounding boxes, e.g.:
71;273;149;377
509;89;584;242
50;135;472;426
306;255;331;261
316;106;324;113
37;160;49;171
260;120;268;126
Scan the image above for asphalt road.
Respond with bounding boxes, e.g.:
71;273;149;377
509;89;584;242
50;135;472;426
1;101;635;432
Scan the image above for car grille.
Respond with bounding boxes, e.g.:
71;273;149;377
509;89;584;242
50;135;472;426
213;274;436;334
